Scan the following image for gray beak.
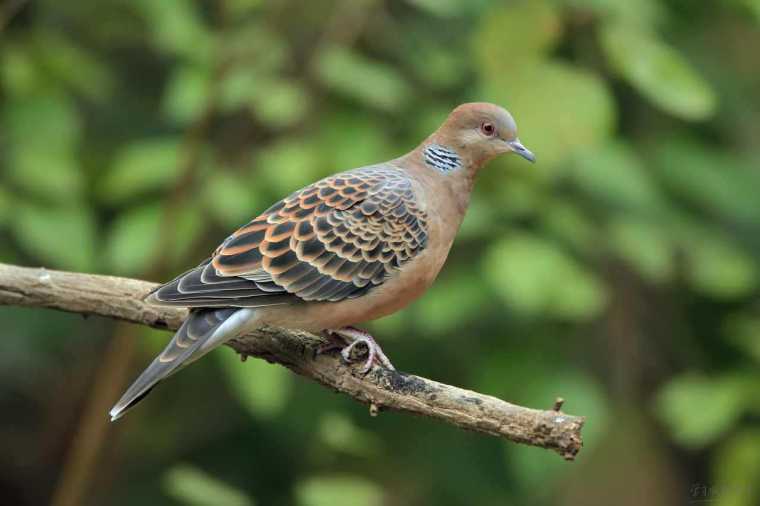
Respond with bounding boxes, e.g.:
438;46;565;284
509;138;535;163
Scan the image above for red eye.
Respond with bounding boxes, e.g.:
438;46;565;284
480;122;495;136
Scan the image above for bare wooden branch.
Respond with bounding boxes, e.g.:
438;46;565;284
0;262;584;459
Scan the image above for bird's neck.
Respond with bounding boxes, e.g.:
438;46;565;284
396;143;478;221
405;135;487;184
422;130;492;173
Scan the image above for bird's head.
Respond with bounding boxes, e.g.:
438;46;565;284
427;102;535;172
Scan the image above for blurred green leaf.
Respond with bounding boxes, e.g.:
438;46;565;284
403;41;467;90
733;0;760;21
712;430;760;506
316;111;392;171
3;93;84;202
458;197;499;239
100;138;181;203
474;0;561;74
169;205;205;266
2;93;80;152
6;150;83;203
483;233;606;320
315;46;412;112
105;203;162;275
653;139;760;224
540;200;598;253
219;67;260;113
608;218;673;283
257;139;321;194
163;64;212;124
221;25;288;73
250;79;310;129
12;204;97;271
221;70;311;128
494;177;544;220
318;413;381;457
1;44;44;97
136;0;214;64
656;373;750;448
685;232;757;299
36;32;114;101
227;0;264;17
218;349;292;418
560;0;665;27
406;0;483;17
164;464;254;506
414;271;490;334
568;142;665;213
202;171;256;227
296;475;382;506
600;23;716;120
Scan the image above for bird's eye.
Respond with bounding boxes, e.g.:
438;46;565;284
480;122;496;137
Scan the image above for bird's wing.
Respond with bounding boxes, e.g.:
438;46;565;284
149;165;428;307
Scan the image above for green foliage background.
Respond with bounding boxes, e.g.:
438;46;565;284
2;0;760;504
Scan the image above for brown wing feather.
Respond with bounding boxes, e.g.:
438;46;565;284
151;165;428;306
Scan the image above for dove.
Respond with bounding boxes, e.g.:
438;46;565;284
109;102;535;421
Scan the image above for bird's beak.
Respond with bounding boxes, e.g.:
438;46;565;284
508;138;535;163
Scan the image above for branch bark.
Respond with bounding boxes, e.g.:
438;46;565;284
0;262;584;460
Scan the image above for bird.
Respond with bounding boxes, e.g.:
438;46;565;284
109;102;535;421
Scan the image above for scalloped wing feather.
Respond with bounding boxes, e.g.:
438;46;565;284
150;165;428;306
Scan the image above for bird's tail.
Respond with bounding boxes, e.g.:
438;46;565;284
109;307;256;421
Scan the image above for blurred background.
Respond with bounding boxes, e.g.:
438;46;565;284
1;0;760;504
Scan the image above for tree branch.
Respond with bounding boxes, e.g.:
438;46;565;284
0;262;584;460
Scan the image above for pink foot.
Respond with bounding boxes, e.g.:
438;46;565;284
320;327;395;374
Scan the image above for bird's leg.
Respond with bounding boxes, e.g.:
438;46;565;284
320;326;395;374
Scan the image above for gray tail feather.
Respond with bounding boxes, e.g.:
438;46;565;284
109;307;255;421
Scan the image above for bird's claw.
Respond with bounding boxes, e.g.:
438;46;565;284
320;327;395;374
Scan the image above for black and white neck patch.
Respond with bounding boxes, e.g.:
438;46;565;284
423;144;462;173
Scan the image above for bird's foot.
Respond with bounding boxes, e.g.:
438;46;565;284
320;326;395;374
